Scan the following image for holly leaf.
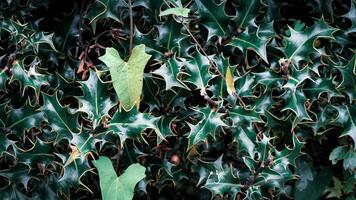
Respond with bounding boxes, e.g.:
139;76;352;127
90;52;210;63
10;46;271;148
92;156;146;200
235;0;263;28
228;29;270;63
77;70;115;129
10;60;49;99
332;105;356;149
336;55;356;102
152;57;188;90
109;109;164;145
194;0;231;41
280;19;337;68
6;102;45;137
203;163;241;199
182;50;215;94
41;93;80;143
99;45;152;111
229;106;262;157
187;106;226;148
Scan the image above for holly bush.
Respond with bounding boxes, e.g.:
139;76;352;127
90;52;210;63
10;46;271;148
0;0;355;199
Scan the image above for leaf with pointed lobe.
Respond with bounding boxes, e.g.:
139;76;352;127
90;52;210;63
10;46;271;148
187;106;226;148
77;69;115;129
99;45;152;111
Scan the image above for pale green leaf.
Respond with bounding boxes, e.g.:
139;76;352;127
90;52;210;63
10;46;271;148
159;7;190;18
99;45;151;111
93;156;146;200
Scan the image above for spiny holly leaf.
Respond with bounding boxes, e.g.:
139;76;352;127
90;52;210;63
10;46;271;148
303;76;342;102
0;184;31;200
77;70;115;129
234;73;256;98
273;134;305;169
336;55;356;102
156;18;187;53
281;80;312;128
203;163;241;199
229;106;262;158
332;105;356;149
280;19;337;68
329;146;356;170
14;139;54;167
57;152;91;193
343;0;356;34
187;106;226;148
0;132;12;157
228;28;270;63
182;50;215;94
6;102;45;137
0;163;34;192
152;57;187;90
253;70;284;91
85;0;127;28
41;93;80;143
193;156;223;185
109;108;164;145
92;156;146;200
159;7;190;17
235;0;263;28
307;104;337;134
194;0;231;41
10;60;49;99
99;45;152;111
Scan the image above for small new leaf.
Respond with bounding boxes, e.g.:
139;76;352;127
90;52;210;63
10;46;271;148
159;8;190;18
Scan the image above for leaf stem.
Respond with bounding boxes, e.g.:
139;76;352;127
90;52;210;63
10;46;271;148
128;0;134;55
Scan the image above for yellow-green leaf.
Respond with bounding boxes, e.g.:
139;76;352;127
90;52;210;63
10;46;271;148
225;66;235;95
99;45;151;111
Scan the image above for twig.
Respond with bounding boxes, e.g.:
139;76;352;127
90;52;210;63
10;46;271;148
128;0;134;55
182;22;248;108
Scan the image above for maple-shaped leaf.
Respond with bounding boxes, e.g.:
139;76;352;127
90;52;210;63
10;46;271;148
280;19;337;68
41;93;80;143
194;0;231;41
99;45;151;111
336;55;356;102
109;108;164;145
182;50;215;94
187;106;226;148
77;70;115;129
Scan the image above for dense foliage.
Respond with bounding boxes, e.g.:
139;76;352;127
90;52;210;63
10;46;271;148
0;0;355;199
